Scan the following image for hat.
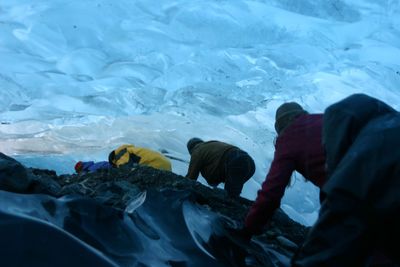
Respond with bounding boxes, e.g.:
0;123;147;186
274;102;307;135
187;138;204;154
74;161;83;173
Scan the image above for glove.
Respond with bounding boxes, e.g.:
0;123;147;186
207;231;248;267
227;227;253;243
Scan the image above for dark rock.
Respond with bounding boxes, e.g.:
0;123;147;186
276;235;299;251
0;152;31;192
25;165;307;254
0;193;118;267
0;154;308;264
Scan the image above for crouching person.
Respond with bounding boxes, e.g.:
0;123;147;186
185;138;255;198
292;94;400;267
108;144;172;171
74;161;111;174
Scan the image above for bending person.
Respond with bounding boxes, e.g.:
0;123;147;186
109;144;172;171
186;138;255;198
243;102;326;236
74;161;111;174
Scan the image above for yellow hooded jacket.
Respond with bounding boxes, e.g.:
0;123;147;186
111;144;172;171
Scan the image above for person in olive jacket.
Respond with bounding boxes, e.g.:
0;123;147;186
185;138;255;197
243;102;327;236
292;94;400;267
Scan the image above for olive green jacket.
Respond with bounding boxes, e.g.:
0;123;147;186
186;141;237;185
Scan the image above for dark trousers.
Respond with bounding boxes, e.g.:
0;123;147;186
224;150;255;198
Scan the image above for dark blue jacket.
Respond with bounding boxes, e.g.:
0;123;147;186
80;161;111;173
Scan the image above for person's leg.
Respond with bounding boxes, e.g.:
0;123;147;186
224;150;255;198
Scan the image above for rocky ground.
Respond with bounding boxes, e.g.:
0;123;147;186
1;153;308;265
32;166;306;248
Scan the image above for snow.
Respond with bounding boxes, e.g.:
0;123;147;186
1;0;399;226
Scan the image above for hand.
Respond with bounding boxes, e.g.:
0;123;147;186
226;227;253;244
205;223;252;266
207;232;248;267
213;217;253;244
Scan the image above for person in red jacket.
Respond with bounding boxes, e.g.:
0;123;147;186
244;102;326;236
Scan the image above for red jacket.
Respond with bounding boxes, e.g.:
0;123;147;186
245;114;326;234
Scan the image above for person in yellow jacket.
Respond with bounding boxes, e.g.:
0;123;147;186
108;144;172;171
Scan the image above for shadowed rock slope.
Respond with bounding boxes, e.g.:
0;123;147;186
31;165;307;248
1;153;307;266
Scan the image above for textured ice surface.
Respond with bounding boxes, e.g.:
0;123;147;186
1;0;400;225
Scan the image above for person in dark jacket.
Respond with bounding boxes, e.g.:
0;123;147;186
243;102;326;236
186;138;255;198
292;94;400;267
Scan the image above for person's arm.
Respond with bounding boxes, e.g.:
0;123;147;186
244;138;295;235
185;152;202;180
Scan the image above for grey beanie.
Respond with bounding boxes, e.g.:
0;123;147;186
187;138;204;154
274;102;307;135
